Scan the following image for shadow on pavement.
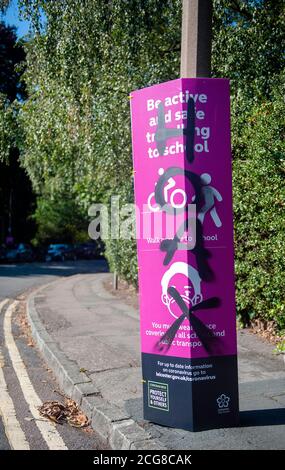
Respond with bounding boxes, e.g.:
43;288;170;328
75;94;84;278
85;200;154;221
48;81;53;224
240;407;285;427
0;259;109;278
125;397;285;430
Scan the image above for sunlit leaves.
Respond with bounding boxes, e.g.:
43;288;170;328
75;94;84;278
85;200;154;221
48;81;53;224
11;0;285;330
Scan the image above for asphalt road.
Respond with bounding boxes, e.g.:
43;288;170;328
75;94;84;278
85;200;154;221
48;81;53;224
0;260;108;450
0;260;108;302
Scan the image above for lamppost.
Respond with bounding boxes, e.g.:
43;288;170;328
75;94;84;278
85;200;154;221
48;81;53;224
180;0;213;78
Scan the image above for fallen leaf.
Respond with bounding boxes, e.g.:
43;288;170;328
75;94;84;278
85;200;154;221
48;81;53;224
38;398;89;428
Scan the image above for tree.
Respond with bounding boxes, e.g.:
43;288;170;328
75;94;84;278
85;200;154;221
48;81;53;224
0;21;26;101
16;0;182;258
0;21;25;161
233;79;285;331
0;21;35;243
213;0;285;101
32;194;89;244
1;1;284;331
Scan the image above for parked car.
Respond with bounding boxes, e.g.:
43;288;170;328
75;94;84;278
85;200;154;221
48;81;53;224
74;241;104;260
33;246;47;262
61;244;77;261
16;243;35;262
3;243;35;263
0;246;7;263
45;244;77;262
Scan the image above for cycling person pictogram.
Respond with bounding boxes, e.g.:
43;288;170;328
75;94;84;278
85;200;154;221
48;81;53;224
147;168;187;212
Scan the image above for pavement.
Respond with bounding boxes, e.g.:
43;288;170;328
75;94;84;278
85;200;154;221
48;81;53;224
27;271;285;450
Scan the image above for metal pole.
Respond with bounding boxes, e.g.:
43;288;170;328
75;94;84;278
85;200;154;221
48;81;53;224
180;0;213;78
113;271;118;290
8;188;12;235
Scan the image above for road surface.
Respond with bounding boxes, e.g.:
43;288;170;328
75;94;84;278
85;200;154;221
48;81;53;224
0;260;108;450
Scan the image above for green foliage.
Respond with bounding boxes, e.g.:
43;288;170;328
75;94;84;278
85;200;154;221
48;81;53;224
32;194;89;245
233;81;285;331
0;0;10;13
212;0;285;102
17;0;181;280
273;340;285;355
0;22;26;101
3;1;284;331
0;21;35;244
0;93;17;162
105;239;138;287
0;21;25;162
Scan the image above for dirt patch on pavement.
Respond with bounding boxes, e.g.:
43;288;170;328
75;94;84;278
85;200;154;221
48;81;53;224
249;319;284;345
103;276;138;311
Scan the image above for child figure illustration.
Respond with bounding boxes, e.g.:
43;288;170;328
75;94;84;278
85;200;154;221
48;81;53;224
198;173;223;228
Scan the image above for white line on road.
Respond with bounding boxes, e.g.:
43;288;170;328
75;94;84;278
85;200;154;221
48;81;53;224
0;299;30;450
4;300;68;450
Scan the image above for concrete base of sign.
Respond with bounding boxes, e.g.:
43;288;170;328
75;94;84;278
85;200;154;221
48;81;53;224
142;353;239;431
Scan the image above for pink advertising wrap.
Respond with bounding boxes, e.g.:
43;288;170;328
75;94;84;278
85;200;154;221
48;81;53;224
130;78;239;431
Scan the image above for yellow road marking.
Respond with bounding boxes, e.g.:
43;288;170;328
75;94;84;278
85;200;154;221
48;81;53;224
4;301;68;450
0;299;30;450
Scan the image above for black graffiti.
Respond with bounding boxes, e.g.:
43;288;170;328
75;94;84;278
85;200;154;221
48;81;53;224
153;91;220;352
192;218;214;282
154;166;214;280
156;286;221;354
154;166;201;215
154;98;195;164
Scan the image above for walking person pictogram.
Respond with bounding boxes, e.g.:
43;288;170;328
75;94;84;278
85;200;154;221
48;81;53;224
198;173;223;228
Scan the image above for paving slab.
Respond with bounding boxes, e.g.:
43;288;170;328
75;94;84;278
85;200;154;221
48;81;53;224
27;272;285;450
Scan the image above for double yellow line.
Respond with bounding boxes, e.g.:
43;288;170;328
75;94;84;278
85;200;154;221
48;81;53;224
0;299;68;450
